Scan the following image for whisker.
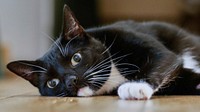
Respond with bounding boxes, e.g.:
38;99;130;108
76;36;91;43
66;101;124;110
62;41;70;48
85;58;140;79
103;34;107;46
101;36;117;55
88;77;109;80
86;52;133;76
88;81;103;88
84;63;112;78
87;61;112;74
91;81;104;86
85;65;112;79
42;32;65;56
92;74;110;78
92;73;126;78
84;51;126;76
121;72;138;76
87;73;125;81
91;78;123;85
87;72;126;81
56;92;66;97
115;63;140;70
120;70;139;74
64;35;79;55
84;52;120;75
91;71;111;77
92;83;102;89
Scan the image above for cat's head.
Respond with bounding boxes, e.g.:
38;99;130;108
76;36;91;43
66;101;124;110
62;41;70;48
7;5;112;97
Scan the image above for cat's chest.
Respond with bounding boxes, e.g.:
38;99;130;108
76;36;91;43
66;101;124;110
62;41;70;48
95;63;127;95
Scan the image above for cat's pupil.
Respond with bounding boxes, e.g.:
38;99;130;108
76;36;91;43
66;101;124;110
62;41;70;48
47;79;60;88
71;53;82;66
73;54;81;62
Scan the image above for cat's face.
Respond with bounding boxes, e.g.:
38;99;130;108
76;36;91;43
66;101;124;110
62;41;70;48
7;5;112;96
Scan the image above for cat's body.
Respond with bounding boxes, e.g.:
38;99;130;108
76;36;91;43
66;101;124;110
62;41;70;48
7;5;200;100
86;20;200;96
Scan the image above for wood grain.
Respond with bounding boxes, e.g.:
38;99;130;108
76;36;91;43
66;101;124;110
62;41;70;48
0;77;200;112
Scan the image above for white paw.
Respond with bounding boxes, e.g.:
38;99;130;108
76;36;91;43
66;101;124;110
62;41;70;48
117;82;154;100
77;86;94;97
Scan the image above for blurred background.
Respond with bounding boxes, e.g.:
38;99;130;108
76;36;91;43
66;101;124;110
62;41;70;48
0;0;200;79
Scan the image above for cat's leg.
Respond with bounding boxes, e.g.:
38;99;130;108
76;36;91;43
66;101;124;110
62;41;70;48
118;82;154;100
117;51;182;100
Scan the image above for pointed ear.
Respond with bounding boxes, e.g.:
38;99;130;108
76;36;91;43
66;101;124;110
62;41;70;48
62;4;85;40
7;61;45;87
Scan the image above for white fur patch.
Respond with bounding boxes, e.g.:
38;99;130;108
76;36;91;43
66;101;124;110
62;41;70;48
182;52;200;73
117;82;154;100
196;84;200;90
77;86;94;97
95;63;127;95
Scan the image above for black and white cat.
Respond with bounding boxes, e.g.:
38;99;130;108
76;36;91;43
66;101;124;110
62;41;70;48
7;5;200;100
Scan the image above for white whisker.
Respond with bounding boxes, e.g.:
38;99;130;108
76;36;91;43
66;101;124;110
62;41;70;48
91;81;104;86
42;32;65;56
88;77;109;80
84;51;123;75
87;73;125;81
84;53;135;79
88;81;102;88
92;84;102;88
91;78;122;85
101;36;117;55
84;52;118;75
56;92;66;97
85;65;112;79
64;35;79;54
103;34;107;46
115;63;140;70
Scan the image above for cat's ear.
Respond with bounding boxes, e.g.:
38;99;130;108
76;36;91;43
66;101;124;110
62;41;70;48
61;4;85;40
7;61;44;87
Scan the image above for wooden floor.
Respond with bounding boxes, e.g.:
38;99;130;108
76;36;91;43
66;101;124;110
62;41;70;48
1;77;200;112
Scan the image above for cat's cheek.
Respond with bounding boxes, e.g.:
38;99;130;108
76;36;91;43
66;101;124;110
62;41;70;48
77;86;94;97
117;82;154;100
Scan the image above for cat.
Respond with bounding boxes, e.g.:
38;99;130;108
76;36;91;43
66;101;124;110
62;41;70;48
7;4;200;100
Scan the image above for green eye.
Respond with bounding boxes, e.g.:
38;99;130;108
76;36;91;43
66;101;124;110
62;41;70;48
71;53;82;66
47;78;60;88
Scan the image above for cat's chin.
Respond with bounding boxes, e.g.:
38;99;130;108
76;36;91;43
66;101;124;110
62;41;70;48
77;86;94;97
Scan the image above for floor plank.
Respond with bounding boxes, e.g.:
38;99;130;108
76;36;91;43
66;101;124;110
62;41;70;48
0;78;200;112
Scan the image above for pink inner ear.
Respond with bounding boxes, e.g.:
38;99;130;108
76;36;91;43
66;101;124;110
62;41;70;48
7;61;40;87
62;4;85;40
66;24;84;38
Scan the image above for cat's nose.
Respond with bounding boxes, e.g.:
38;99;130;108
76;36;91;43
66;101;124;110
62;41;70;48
66;75;78;88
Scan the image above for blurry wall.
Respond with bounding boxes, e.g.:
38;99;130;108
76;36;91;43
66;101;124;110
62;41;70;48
63;0;200;34
98;0;183;24
97;0;200;34
0;0;54;61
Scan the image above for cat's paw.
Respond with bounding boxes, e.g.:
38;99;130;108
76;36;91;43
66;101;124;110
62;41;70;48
77;86;94;97
117;82;154;100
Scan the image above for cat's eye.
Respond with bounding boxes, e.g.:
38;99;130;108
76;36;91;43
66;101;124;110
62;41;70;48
71;53;82;66
47;78;60;89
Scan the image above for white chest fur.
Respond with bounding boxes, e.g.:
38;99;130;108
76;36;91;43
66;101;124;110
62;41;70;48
77;63;127;96
182;51;200;74
95;63;127;95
